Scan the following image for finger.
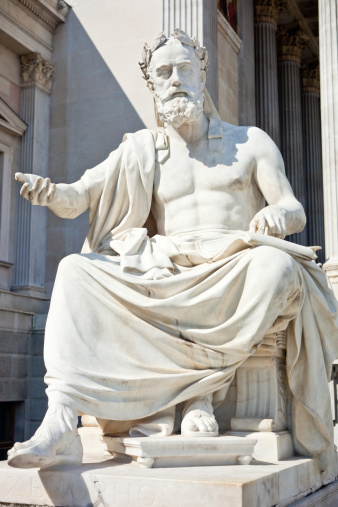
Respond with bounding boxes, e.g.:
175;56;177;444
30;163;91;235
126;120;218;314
15;172;29;183
257;217;266;234
20;182;31;199
37;178;50;204
265;215;277;235
47;182;56;203
39;177;50;195
41;177;50;190
249;215;259;232
31;176;43;193
273;216;283;237
279;216;287;237
249;218;258;233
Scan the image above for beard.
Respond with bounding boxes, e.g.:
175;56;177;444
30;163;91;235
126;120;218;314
155;88;204;128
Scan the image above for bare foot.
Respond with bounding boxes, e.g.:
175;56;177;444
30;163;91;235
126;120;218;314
8;404;82;469
181;393;219;437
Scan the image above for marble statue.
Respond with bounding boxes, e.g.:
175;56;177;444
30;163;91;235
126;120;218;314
8;29;338;472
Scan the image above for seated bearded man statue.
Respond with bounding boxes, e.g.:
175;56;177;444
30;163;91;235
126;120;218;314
8;29;338;472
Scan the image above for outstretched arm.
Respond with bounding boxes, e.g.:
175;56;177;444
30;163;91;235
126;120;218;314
248;128;306;238
15;173;88;219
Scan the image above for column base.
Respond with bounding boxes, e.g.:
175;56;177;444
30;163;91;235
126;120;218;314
11;284;46;298
0;260;13;290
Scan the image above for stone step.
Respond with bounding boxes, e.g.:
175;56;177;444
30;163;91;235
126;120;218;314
0;289;49;314
0;307;33;333
0;452;337;506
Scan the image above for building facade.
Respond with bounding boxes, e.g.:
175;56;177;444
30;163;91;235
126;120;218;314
0;0;336;458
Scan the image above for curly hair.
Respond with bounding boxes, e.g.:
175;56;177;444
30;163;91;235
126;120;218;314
139;28;208;86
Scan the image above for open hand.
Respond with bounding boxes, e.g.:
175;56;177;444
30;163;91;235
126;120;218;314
249;205;287;239
15;172;56;206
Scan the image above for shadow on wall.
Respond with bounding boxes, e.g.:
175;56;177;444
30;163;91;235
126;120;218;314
46;10;146;296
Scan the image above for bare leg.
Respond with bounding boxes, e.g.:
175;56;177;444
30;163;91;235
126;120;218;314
181;393;219;437
7;404;82;469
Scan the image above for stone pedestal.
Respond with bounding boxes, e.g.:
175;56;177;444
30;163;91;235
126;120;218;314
277;25;309;245
12;53;53;297
319;0;338;296
1;451;338;507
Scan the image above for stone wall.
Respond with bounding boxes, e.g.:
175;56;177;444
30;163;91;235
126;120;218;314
46;0;163;296
217;11;240;124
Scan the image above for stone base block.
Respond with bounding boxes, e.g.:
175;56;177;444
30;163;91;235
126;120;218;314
227;430;293;461
102;434;256;468
78;426;106;459
1;452;338;507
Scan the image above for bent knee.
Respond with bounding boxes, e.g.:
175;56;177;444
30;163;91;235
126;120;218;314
57;254;89;277
248;246;297;280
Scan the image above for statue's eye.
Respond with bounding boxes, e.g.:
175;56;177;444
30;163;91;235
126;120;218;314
157;67;172;79
179;64;192;75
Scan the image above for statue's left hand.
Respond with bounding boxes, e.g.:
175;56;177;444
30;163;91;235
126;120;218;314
249;205;287;239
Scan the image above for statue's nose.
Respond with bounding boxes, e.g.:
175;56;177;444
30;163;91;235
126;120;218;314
171;67;182;86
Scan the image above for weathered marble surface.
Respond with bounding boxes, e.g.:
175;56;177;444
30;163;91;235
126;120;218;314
1;449;338;507
8;29;338;474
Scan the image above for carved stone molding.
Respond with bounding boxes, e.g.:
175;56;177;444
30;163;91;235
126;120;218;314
301;59;320;94
254;0;287;25
16;0;68;30
277;25;310;63
20;53;54;94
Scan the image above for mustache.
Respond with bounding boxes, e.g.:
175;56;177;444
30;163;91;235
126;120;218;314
160;87;192;103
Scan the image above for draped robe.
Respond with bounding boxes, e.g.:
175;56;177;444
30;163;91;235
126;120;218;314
44;128;338;471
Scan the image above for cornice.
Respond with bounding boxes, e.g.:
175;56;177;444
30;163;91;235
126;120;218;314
14;0;69;32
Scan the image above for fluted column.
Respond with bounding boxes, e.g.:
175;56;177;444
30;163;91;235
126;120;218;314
277;25;309;245
12;53;53;296
162;0;218;108
254;0;287;146
301;60;325;263
319;0;338;295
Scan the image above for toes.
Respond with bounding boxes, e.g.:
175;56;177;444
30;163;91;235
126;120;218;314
201;418;215;433
182;417;198;432
182;409;218;435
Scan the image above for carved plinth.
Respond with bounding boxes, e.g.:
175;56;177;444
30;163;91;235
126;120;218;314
102;435;256;468
228;331;293;461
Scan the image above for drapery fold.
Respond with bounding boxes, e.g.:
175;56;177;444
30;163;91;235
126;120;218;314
45;128;338;471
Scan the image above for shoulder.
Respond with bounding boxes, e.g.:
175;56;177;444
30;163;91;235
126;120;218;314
220;122;283;167
220;122;272;143
122;128;156;144
246;126;275;146
220;121;262;145
220;122;276;153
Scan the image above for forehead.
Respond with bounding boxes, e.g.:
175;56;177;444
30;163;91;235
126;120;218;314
150;41;199;69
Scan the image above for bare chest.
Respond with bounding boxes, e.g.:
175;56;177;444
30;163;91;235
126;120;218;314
153;138;255;204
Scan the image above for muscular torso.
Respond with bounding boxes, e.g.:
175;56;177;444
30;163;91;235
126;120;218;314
151;124;265;236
